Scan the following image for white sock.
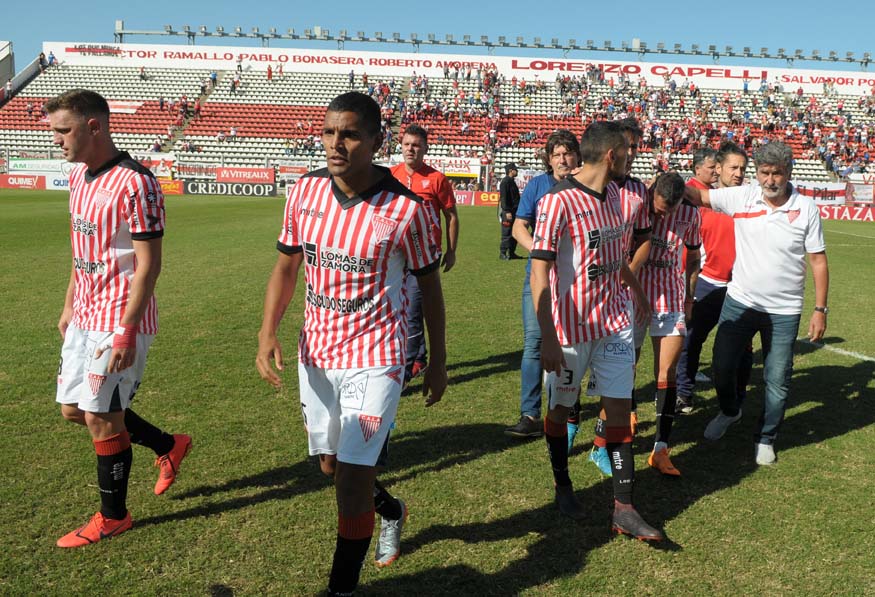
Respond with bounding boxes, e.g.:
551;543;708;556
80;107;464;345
653;441;668;453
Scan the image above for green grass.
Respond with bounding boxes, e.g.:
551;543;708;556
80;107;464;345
1;189;874;596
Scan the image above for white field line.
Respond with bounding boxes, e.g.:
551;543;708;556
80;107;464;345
798;338;875;363
825;228;875;240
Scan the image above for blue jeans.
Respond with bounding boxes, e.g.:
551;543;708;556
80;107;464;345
404;273;426;379
677;278;752;401
519;272;543;418
712;295;801;445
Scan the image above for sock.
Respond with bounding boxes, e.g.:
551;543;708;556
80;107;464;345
94;431;132;520
544;418;571;487
373;480;402;520
593;416;607;449
125;409;174;456
328;510;374;596
567;400;581;425
606;425;634;505
653;381;676;445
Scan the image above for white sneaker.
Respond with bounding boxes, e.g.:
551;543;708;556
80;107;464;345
755;443;776;465
695;371;711;383
704;410;742;440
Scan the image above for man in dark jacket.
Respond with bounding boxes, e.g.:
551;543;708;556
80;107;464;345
499;163;521;259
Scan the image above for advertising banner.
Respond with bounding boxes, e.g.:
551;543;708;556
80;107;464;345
473;191;500;207
215;167;275;184
0;174;46;189
44;40;875;96
184;180;277;196
818;205;875;221
159;179;184;195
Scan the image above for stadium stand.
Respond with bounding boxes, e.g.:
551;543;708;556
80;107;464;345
1;50;870;185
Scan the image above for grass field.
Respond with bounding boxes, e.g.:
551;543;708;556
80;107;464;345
1;189;874;596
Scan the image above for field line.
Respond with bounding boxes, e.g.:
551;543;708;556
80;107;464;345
825;228;875;240
798;338;875;363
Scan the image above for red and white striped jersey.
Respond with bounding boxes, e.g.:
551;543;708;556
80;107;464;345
278;167;440;368
530;177;630;345
68;152;165;334
639;201;701;312
610;176;652;255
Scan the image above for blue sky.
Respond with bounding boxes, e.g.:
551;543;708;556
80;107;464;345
5;1;874;74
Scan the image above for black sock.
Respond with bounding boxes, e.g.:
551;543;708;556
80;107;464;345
94;433;132;520
567;400;581;425
373;480;402;520
607;441;634;505
654;384;676;445
545;419;571;486
594;416;606;446
125;409;174;456
328;535;371;595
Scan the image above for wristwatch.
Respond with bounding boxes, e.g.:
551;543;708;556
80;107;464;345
814;306;829;315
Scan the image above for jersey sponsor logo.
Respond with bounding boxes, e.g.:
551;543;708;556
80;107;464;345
358;414;383;443
72;216;97;236
587;259;622;281
371;215;398;243
298;207;324;218
651;237;678;250
534;234;546;243
146;214;161;227
537;212;547;223
575;210;593;220
305;283;375;313
787;209;801;223
74;257;107;275
145;190;158;204
410;230;424;260
88;372;107;395
588;225;623;249
645;258;675;269
305;243;376;272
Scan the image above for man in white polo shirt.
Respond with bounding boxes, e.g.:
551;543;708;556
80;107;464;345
686;142;829;465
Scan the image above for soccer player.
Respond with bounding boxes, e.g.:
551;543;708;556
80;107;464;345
634;173;701;476
50;89;191;548
504;129;580;439
676;143;753;414
390;124;459;386
256;92;447;596
583;117;652;475
531;121;662;540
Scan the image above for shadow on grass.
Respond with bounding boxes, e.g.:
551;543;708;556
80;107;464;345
358;353;874;595
136;423;516;528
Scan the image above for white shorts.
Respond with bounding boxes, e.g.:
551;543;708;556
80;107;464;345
547;322;636;407
634;311;687;346
56;323;154;413
298;363;404;467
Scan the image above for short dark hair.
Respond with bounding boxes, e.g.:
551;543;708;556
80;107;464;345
692;148;718;170
544;129;581;169
403;124;429;143
716;141;748;166
326;92;382;136
617;117;644;140
579;121;625;164
654;172;686;206
45;89;109;120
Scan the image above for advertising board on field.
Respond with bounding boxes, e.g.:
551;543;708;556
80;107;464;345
9;158;76;175
215;167;275;184
159;179;184;195
0;174;46;189
454;191;474;206
818;204;875;221
473;191;500;206
184;180;277;197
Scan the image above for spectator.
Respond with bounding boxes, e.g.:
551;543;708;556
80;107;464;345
267;65;273;83
48;51;55;66
229;126;238;141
